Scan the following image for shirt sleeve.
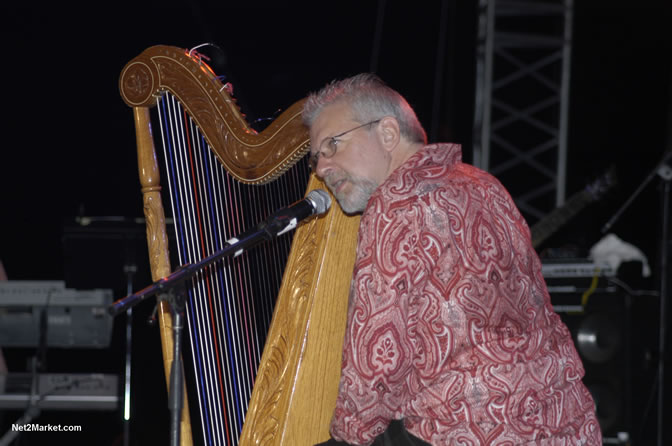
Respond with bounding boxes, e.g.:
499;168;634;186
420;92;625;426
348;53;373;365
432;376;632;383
330;194;437;445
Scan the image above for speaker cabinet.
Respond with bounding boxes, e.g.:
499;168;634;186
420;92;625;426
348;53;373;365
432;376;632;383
548;277;633;442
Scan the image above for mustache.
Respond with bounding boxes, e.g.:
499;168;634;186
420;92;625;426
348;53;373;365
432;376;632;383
324;172;348;191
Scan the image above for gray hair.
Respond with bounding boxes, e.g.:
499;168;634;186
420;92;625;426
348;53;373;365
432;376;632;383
302;73;427;144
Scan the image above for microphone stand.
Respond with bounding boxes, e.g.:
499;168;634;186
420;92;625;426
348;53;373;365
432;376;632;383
601;149;671;446
108;214;299;446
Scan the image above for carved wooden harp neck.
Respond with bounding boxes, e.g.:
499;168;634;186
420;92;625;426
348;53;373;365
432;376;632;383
119;45;310;184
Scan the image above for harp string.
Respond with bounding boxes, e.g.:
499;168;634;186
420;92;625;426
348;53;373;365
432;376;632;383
155;92;309;445
189;117;240;444
158;94;240;444
196;131;242;439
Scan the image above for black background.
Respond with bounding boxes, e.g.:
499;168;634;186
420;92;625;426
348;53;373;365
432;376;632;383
0;1;670;445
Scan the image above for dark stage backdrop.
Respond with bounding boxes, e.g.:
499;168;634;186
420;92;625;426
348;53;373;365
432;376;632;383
0;1;670;445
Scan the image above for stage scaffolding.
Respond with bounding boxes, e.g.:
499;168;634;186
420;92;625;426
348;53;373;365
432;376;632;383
473;0;573;222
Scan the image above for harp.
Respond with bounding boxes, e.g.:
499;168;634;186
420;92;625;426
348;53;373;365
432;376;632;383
119;45;358;445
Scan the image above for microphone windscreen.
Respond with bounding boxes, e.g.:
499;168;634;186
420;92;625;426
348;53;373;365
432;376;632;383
306;189;332;215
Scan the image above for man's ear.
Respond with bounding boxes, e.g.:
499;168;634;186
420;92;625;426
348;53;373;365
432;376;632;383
377;116;401;152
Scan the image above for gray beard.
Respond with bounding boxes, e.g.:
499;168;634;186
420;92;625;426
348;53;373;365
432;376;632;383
327;174;379;215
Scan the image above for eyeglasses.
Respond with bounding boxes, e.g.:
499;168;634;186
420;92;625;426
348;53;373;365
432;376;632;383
308;119;381;171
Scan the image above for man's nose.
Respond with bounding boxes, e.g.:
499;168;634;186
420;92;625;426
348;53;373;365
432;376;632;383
314;155;333;179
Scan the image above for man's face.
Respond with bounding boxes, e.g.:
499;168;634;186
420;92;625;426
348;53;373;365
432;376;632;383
309;102;389;214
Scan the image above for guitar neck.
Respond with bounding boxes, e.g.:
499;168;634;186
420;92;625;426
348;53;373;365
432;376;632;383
530;190;593;248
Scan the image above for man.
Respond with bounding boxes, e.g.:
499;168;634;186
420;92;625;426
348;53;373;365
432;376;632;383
303;74;602;446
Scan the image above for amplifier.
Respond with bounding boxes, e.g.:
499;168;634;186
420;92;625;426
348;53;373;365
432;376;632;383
542;261;632;444
0;373;119;410
0;281;113;348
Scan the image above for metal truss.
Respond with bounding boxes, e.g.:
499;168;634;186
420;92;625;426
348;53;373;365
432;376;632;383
473;0;573;222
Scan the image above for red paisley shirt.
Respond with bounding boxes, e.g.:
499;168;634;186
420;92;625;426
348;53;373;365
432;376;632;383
330;144;601;445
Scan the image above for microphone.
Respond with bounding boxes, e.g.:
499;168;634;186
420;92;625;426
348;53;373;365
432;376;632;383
225;189;332;255
265;189;332;236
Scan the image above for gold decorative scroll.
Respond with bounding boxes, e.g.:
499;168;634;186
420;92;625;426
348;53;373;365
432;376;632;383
120;45;310;184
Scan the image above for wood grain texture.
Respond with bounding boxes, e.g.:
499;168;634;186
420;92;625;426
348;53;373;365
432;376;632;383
240;175;359;446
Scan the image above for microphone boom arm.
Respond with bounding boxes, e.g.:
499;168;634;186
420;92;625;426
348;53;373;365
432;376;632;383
108;189;332;316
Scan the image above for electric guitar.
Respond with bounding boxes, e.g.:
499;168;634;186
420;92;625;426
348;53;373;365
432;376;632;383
531;167;617;248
